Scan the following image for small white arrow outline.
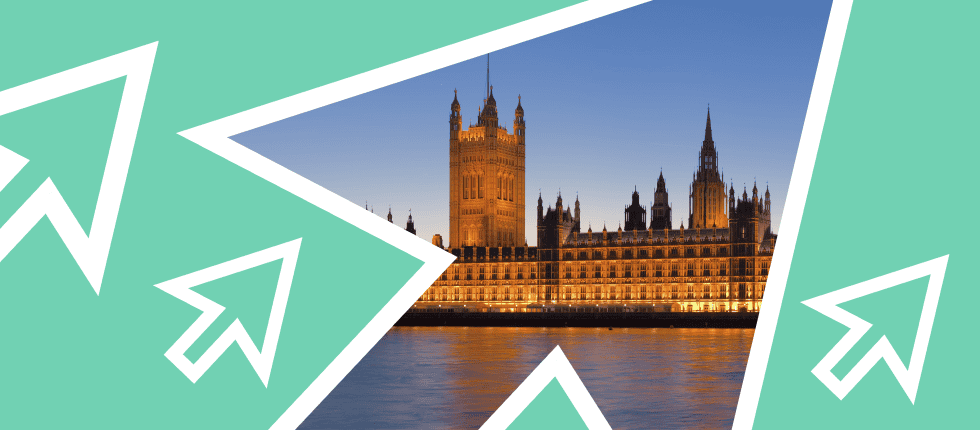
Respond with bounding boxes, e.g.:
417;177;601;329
802;254;948;403
155;238;302;387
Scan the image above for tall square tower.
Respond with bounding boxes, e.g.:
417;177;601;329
689;108;729;229
449;87;525;248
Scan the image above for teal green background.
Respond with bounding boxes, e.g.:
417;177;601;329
0;1;583;428
0;73;423;428
753;1;978;428
507;378;588;430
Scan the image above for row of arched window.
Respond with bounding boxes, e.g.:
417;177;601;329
422;284;764;302
497;175;515;201
463;175;483;199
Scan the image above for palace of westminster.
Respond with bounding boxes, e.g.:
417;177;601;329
385;76;776;313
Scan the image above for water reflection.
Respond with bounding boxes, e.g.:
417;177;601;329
300;327;752;430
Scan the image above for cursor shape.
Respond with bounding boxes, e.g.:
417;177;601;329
0;42;156;295
802;254;948;403
155;238;302;387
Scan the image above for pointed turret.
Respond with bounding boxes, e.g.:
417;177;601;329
514;94;525;143
651;171;672;230
537;191;544;221
728;183;736;214
449;89;462;141
486;86;497;107
765;184;771;213
704;106;714;146
405;211;416;235
478;86;498;127
625;186;646;231
696;107;719;180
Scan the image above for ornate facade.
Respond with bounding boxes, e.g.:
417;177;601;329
689;108;729;230
448;85;526;249
418;94;775;313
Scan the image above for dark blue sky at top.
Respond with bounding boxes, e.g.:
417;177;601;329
233;0;832;245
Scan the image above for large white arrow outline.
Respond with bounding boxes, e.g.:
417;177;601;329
0;43;157;295
802;254;948;403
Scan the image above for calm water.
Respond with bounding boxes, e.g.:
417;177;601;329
299;327;753;430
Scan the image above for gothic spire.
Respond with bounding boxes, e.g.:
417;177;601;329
704;106;713;146
476;54;498;126
477;88;498;125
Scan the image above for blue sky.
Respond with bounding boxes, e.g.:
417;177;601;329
233;0;832;246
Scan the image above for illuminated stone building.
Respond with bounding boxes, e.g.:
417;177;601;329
418;98;775;313
448;75;526;248
689;108;729;230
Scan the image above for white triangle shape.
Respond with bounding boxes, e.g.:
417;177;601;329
481;345;612;430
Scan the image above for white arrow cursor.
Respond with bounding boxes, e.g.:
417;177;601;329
155;238;302;387
0;43;157;295
802;254;948;404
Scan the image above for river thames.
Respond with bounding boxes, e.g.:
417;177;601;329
299;327;752;429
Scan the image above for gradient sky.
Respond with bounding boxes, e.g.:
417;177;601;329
233;0;832;246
